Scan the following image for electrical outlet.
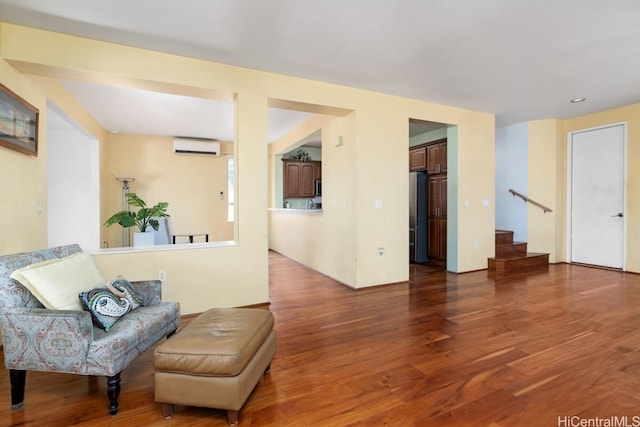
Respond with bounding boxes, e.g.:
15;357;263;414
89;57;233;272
158;270;166;281
377;247;384;256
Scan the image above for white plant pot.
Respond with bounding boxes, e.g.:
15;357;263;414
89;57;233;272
133;230;154;247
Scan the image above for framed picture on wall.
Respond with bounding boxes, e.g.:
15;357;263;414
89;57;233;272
0;83;39;156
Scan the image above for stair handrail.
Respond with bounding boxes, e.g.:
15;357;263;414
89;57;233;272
508;189;553;213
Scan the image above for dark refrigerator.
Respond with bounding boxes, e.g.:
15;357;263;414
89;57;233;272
409;171;428;263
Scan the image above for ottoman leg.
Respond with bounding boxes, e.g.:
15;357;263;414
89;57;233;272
162;403;174;418
227;409;239;426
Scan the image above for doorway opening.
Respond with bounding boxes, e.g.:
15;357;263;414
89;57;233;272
408;119;451;269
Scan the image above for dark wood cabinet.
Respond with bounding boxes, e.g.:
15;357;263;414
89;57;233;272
410;138;446;173
283;160;321;198
427;174;447;261
409;146;427;171
299;162;316;197
284;161;301;197
426;139;447;174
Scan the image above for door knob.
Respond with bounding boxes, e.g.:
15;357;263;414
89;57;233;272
612;212;624;217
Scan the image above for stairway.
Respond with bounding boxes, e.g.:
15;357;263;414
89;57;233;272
488;230;549;273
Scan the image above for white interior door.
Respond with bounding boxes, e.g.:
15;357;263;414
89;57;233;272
569;124;625;269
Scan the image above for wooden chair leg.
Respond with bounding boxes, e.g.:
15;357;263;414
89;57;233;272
9;369;26;409
227;409;239;426
107;372;121;416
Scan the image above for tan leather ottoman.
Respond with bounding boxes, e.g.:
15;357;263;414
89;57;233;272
154;308;276;425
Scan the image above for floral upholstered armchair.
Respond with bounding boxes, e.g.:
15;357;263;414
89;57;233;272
0;244;180;416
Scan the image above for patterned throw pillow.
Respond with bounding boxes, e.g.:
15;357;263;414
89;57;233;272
79;288;132;331
79;277;145;331
106;276;145;309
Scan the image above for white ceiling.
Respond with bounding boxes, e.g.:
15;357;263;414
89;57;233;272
1;0;639;140
57;79;313;143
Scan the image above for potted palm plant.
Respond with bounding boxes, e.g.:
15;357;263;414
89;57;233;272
104;193;169;247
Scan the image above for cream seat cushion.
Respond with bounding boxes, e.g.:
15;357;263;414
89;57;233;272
10;252;105;310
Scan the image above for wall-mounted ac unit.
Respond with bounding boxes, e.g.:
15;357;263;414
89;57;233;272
173;138;220;156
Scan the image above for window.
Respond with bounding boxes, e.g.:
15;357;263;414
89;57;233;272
227;155;234;222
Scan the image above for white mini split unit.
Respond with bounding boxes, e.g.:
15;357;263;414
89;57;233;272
173;138;220;156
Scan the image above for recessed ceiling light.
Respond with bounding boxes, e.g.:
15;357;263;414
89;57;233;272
109;130;119;134
570;97;586;103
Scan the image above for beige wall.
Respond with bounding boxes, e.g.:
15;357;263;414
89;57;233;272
103;134;234;247
527;119;564;263
0;59;48;254
0;22;495;311
448;110;496;273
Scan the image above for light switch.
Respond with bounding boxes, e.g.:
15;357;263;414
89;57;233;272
483;199;490;207
375;200;383;209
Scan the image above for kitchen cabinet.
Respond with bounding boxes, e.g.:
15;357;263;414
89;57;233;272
427;174;447;262
426;138;447;174
283;160;321;198
410;138;446;173
409;146;427;171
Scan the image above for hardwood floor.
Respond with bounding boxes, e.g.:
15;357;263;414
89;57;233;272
2;252;640;426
